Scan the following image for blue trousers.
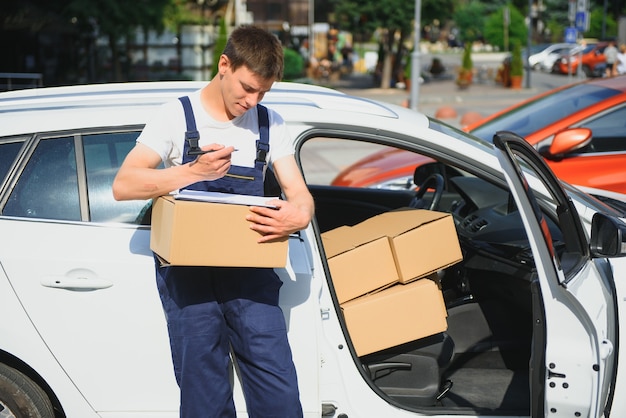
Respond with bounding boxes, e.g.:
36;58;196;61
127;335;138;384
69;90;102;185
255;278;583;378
155;259;303;417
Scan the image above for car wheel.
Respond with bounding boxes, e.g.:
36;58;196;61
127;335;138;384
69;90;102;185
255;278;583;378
582;65;592;77
0;363;54;418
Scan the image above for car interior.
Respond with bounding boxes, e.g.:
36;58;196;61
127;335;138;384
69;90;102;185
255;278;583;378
298;137;566;415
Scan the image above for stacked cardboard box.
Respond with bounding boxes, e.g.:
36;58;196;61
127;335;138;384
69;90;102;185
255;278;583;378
322;209;463;356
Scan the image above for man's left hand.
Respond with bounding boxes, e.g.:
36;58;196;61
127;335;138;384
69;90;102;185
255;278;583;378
246;199;309;243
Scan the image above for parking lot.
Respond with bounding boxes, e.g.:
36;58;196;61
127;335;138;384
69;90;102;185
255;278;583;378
332;53;581;127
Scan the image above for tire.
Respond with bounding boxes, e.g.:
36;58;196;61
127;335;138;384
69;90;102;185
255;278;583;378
0;363;54;418
582;65;592;77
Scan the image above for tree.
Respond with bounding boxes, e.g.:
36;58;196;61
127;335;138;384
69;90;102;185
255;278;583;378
586;8;617;39
453;1;486;44
333;0;415;88
64;0;186;81
484;4;527;51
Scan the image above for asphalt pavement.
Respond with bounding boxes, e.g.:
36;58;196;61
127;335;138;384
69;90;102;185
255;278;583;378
329;69;570;128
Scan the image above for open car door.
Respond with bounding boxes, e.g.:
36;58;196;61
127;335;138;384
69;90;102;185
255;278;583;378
492;131;617;417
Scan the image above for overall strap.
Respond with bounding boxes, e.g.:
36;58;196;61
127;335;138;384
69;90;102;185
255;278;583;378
178;96;201;162
255;104;270;170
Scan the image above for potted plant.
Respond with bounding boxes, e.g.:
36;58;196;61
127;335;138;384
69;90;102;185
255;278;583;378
509;40;524;89
403;54;412;91
456;45;473;89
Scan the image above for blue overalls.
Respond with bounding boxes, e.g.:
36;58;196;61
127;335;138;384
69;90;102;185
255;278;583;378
154;96;302;418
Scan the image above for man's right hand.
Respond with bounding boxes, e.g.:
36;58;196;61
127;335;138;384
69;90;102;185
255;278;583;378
189;144;236;181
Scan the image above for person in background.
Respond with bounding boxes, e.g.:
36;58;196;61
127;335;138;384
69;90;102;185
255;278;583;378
616;44;626;75
112;25;314;418
604;39;618;77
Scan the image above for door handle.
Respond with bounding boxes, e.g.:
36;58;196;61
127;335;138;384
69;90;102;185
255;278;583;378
41;276;113;290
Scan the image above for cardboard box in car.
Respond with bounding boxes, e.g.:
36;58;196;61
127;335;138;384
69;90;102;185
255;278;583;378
357;209;462;283
341;277;448;356
150;196;288;267
322;225;398;304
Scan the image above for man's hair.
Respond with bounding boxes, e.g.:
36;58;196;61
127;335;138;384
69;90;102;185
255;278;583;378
222;25;284;81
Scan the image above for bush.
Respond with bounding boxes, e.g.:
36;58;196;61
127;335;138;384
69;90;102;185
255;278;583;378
211;18;228;78
283;48;304;81
461;46;472;71
510;40;523;77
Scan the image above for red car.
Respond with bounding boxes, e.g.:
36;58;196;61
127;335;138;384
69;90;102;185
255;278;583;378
552;42;607;77
333;76;626;194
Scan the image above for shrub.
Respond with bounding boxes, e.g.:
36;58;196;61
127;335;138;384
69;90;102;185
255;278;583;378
510;40;523;77
283;48;304;81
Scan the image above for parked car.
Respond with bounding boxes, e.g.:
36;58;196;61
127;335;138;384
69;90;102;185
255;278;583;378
528;43;576;72
552;42;607;77
2;81;626;418
528;42;577;72
467;75;626;193
335;76;626;195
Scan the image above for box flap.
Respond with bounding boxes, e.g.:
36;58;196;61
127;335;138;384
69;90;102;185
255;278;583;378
321;226;355;258
356;209;448;238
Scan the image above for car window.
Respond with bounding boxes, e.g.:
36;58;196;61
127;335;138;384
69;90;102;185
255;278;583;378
0;139;25;186
578;105;626;153
300;138;388;186
2;131;151;224
83;131;149;223
470;84;621;140
4;136;81;220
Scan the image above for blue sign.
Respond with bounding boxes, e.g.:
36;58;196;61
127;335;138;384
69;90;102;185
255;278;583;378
575;11;587;32
565;27;578;44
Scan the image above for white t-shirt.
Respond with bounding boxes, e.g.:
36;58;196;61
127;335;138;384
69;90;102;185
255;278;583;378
137;89;294;169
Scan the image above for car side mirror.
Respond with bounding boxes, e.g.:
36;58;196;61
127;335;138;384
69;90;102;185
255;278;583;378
542;128;592;160
590;212;626;258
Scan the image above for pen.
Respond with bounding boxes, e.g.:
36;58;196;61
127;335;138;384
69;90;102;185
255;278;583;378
187;148;239;156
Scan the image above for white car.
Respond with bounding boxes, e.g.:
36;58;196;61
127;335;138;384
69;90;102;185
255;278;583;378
528;43;577;71
1;81;626;418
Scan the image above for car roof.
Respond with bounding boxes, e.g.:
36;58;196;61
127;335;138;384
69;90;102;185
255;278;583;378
0;81;404;137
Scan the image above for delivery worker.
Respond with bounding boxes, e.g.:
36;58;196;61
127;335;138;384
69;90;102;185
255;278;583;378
112;25;314;418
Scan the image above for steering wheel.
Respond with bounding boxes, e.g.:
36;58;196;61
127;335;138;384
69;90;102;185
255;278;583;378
409;173;444;210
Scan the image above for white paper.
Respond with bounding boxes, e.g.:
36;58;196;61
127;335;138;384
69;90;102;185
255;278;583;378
174;189;278;208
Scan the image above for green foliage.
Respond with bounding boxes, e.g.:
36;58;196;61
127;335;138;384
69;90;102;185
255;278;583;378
586;8;617;39
422;0;455;27
484;4;527;51
510;40;523;76
283;48;304;81
211;17;228;78
333;0;414;42
453;1;486;44
461;46;472;71
65;0;177;38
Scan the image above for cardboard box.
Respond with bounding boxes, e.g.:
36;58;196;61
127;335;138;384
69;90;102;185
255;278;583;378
150;196;288;267
322;226;398;304
341;278;448;356
357;209;462;283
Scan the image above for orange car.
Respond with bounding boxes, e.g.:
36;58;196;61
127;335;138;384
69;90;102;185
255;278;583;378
552;42;607;77
333;76;626;194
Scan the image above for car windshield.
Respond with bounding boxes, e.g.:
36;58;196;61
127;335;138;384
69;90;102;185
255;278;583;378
470;84;621;141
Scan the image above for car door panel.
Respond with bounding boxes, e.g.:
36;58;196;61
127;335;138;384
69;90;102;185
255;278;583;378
493;131;616;417
0;219;180;413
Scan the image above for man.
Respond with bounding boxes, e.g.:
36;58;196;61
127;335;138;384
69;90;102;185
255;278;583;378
113;25;314;417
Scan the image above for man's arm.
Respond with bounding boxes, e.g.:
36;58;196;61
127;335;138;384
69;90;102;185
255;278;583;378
247;155;314;243
112;142;235;201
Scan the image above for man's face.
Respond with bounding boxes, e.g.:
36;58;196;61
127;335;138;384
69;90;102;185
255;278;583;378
219;55;275;119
